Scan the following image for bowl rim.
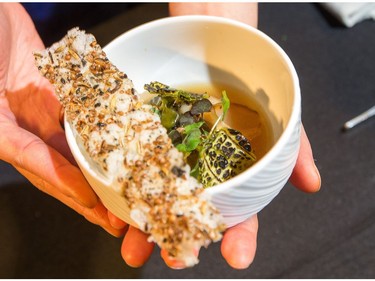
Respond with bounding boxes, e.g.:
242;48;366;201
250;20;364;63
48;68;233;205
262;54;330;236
103;15;301;195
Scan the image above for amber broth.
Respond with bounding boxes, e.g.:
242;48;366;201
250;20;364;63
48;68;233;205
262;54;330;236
179;83;274;162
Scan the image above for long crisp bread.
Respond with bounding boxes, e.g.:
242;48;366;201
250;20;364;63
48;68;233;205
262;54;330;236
34;27;225;266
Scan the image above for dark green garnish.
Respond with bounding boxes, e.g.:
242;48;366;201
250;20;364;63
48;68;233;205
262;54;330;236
178;112;195;127
176;121;205;155
168;130;183;145
144;81;209;103
160;107;179;130
190;99;213;115
145;81;256;188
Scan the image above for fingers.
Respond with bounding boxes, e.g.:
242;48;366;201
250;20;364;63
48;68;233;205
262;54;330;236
107;210;128;230
221;214;258;269
161;248;200;270
121;226;155;267
161;249;188;270
16;167;125;237
2;127;98;208
290;125;321;193
81;200;126;238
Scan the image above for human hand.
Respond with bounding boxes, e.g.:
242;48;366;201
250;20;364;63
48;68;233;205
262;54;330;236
0;3;125;237
217;126;321;269
115;2;321;269
116;125;321;269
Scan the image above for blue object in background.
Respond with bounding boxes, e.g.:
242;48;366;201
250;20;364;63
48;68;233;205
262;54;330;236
22;3;134;46
23;3;57;22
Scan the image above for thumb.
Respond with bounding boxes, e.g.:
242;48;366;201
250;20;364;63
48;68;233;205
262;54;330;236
1;125;97;208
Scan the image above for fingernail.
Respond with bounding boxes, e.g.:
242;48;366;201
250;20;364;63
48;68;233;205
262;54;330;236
313;161;322;191
234;256;252;269
169;262;186;270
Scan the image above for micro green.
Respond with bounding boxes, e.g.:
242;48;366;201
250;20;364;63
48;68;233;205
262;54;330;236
145;82;256;187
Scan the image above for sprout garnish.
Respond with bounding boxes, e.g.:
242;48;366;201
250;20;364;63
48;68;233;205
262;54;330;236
145;81;256;188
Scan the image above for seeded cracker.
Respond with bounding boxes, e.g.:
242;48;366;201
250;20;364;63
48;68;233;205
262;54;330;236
33;28;225;266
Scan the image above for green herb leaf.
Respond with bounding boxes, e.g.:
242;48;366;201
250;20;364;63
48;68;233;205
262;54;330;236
183;128;201;151
184;121;205;134
176;143;188;152
176;124;203;154
221;90;230;121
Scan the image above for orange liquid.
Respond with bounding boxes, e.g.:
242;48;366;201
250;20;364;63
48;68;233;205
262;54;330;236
179;83;274;161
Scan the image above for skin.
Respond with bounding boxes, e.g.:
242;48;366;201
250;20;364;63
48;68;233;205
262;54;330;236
0;2;321;271
127;3;321;270
0;3;124;237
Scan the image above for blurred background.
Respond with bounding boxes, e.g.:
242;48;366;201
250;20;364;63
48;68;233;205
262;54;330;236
0;2;374;278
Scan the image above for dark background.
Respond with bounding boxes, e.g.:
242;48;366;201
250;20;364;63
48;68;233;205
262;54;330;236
1;3;374;278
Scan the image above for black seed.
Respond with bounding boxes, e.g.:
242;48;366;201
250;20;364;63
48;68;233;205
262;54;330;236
209;151;217;160
172;166;185;177
225;147;235;157
48;51;54;64
219;160;228;169
217;155;226;162
239;140;247;147
236;134;243;141
94;102;101;108
223;170;230;179
243;144;252;151
97;122;106;128
228;128;238;135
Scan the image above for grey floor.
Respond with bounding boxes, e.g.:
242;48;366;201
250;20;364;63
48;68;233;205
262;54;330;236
1;3;374;278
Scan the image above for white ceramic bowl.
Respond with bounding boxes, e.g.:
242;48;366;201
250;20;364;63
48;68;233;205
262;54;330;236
66;15;301;228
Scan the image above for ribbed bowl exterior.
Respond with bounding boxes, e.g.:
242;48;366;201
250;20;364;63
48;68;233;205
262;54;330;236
66;16;302;230
207;119;301;228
